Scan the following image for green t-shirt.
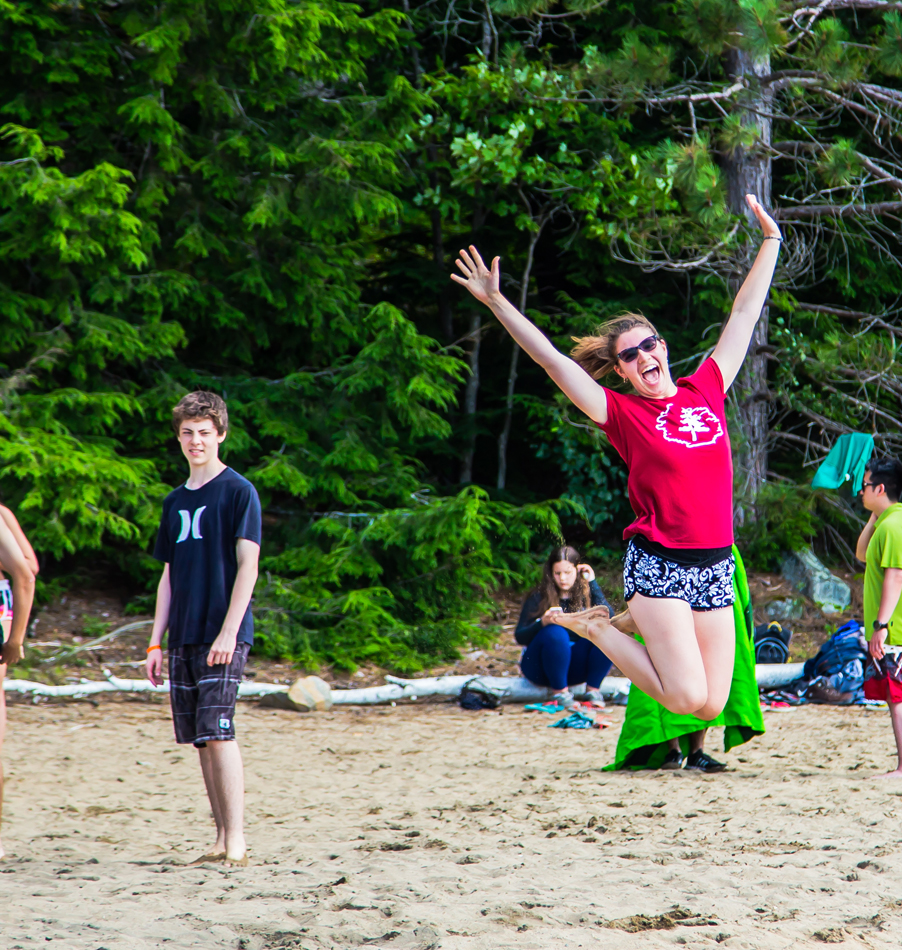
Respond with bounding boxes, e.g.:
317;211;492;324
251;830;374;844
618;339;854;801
864;503;902;644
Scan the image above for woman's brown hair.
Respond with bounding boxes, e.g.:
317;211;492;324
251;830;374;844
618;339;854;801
570;312;659;379
537;545;590;614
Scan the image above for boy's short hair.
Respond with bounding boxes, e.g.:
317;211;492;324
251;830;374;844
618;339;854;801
866;457;902;503
172;391;229;436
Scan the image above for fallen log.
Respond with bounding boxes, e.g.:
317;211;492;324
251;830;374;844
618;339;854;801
2;664;805;703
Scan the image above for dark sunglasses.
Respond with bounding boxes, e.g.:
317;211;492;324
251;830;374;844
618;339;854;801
617;334;661;363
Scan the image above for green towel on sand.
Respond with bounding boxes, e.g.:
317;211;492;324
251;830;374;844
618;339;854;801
811;432;874;495
606;546;764;771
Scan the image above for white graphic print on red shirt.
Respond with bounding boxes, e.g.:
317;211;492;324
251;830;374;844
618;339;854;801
654;403;724;448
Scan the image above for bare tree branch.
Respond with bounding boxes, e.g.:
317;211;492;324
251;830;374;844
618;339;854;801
777;199;902;219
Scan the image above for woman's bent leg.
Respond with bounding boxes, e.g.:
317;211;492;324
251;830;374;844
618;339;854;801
689;607;735;720
567;638;612;690
558;595;708;715
519;625;572;691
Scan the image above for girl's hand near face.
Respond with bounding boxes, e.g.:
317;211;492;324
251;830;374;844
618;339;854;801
541;606;564;626
577;563;596;582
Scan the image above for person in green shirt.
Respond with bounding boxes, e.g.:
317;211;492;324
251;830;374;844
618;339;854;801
857;458;902;779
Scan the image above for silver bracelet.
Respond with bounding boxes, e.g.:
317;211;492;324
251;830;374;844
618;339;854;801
763;236;783;242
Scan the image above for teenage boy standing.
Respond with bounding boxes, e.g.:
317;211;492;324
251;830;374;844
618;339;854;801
857;457;902;780
145;392;261;864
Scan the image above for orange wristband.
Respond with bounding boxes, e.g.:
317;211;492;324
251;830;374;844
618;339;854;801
146;644;162;654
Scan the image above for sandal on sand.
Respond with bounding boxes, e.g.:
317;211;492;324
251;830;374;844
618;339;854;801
223;854;249;867
660;749;684;770
190;852;226;865
524;701;566;714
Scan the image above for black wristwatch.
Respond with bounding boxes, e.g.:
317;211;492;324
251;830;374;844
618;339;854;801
874;620;890;632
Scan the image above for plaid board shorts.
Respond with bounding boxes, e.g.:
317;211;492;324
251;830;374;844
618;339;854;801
168;642;250;746
864;647;902;703
623;540;735;612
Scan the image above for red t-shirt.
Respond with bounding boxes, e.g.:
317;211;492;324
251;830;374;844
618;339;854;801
596;358;733;548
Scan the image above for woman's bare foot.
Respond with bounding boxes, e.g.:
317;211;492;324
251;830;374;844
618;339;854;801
556;606;612;646
611;608;640;635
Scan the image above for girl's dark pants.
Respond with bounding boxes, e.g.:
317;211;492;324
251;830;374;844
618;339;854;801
519;623;612;691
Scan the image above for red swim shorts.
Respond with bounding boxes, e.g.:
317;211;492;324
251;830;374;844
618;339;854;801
864;651;902;703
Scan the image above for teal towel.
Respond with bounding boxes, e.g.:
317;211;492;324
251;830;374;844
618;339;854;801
812;432;874;494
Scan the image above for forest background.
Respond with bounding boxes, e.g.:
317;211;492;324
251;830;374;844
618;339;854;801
3;0;902;673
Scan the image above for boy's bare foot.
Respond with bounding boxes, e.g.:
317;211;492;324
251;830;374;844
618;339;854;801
190;851;226;865
871;768;902;780
611;608;639;635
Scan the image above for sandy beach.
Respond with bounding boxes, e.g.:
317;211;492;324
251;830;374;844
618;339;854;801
2;698;902;949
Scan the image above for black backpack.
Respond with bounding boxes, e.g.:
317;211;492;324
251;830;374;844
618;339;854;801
754;621;792;664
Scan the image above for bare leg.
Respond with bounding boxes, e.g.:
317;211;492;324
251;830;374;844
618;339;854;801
198;745;226;857
872;701;902;779
611;608;639;635
558;596;707;714
558;598;734;717
204;740;246;862
689;608;735;721
688;729;706;753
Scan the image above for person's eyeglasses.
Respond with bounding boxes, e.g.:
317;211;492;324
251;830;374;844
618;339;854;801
617;334;661;363
860;481;875;493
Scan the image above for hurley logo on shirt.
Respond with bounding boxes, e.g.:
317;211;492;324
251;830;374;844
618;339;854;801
176;506;207;543
654;405;723;448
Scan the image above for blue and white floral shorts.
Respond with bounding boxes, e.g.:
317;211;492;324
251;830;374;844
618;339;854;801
623;541;735;612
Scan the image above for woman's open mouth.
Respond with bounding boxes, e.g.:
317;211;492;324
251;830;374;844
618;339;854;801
640;364;661;385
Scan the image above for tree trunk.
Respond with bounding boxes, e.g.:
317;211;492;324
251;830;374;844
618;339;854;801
459;311;483;484
497;226;542;490
431;207;453;340
723;47;773;527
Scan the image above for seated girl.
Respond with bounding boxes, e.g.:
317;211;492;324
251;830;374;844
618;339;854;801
516;546;613;707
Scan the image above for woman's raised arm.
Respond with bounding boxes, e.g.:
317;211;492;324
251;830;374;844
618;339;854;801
452;247;609;424
711;195;782;391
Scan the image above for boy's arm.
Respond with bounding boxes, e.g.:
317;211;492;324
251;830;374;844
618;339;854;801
0;506;39;575
207;538;260;667
0;517;36;666
145;565;171;686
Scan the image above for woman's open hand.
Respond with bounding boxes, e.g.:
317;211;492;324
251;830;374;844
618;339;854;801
451;246;500;306
745;194;781;240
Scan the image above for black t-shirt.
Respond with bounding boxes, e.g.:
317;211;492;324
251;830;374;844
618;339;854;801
153;467;262;648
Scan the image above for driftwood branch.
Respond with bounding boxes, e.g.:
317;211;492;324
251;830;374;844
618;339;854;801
3;668;805;702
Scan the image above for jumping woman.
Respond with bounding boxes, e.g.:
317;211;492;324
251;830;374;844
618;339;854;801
452;194;781;718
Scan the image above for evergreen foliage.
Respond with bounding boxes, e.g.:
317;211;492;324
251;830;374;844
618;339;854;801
4;1;902;668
